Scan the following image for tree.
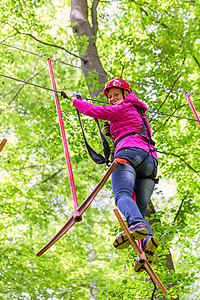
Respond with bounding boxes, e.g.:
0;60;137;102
0;0;200;299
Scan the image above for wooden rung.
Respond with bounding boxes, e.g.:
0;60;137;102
113;208;168;295
0;138;7;152
36;161;118;256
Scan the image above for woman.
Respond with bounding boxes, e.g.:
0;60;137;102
70;78;159;272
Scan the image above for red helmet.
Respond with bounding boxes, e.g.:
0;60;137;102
104;78;131;97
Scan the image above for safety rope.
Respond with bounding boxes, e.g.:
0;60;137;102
47;58;78;210
185;92;200;128
0;73;107;103
0;42;107;78
1;42;200;96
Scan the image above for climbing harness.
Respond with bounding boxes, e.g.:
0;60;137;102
114;105;158;182
115;105;155;147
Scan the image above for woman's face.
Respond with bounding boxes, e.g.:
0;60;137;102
107;87;124;105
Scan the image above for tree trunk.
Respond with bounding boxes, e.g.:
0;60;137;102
146;201;179;300
70;0;107;98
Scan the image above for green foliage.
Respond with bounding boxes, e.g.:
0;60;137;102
0;0;200;299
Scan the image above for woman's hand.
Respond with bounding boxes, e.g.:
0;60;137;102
70;96;76;103
70;92;83;103
61;91;83;103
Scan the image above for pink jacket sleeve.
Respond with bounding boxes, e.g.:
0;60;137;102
73;98;124;121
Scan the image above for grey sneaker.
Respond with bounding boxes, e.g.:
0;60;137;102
113;222;148;249
134;235;159;272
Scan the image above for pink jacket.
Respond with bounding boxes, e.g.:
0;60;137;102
73;92;158;161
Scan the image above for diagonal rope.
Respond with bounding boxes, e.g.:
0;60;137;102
47;58;79;210
0;72;200;124
1;42;200;96
0;42;108;77
0;73;58;93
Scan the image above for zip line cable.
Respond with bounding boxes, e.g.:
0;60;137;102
148;110;200;123
0;73;106;103
0;72;199;124
1;42;200;96
0;73;58;93
0;42;107;77
1;42;50;60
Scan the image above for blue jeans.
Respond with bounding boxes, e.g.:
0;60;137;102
111;148;158;236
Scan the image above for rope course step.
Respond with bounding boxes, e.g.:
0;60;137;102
36;160;118;256
0;138;7;152
113;208;168;295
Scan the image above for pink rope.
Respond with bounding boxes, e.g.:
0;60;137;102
133;190;143;251
185;92;200;128
47;58;78;210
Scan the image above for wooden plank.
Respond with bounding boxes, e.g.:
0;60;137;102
36;161;118;256
113;208;168;295
0;138;7;152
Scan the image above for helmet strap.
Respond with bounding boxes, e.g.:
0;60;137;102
122;89;125;99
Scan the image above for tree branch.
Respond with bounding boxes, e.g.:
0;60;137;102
193;55;200;68
41;168;64;183
91;0;100;36
130;0;168;28
10;164;44;171
0;32;18;43
1;86;15;99
0;20;85;62
8;66;46;105
156;75;181;113
152;102;186;134
157;150;199;175
173;195;188;223
149;74;181;123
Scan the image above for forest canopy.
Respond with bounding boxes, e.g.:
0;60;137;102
0;0;200;299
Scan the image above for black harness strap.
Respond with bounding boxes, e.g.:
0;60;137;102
94;118;111;160
114;105;158;182
61;90;112;166
76;109;111;166
115;105;155;147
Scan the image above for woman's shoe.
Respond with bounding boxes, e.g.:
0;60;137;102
113;222;148;249
143;235;159;263
134;235;159;272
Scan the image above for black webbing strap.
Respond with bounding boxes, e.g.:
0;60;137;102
139;113;155;146
115;105;155;147
94;118;111;160
61;90;111;166
76;109;111;166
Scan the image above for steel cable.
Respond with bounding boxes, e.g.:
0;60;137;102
1;42;200;95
